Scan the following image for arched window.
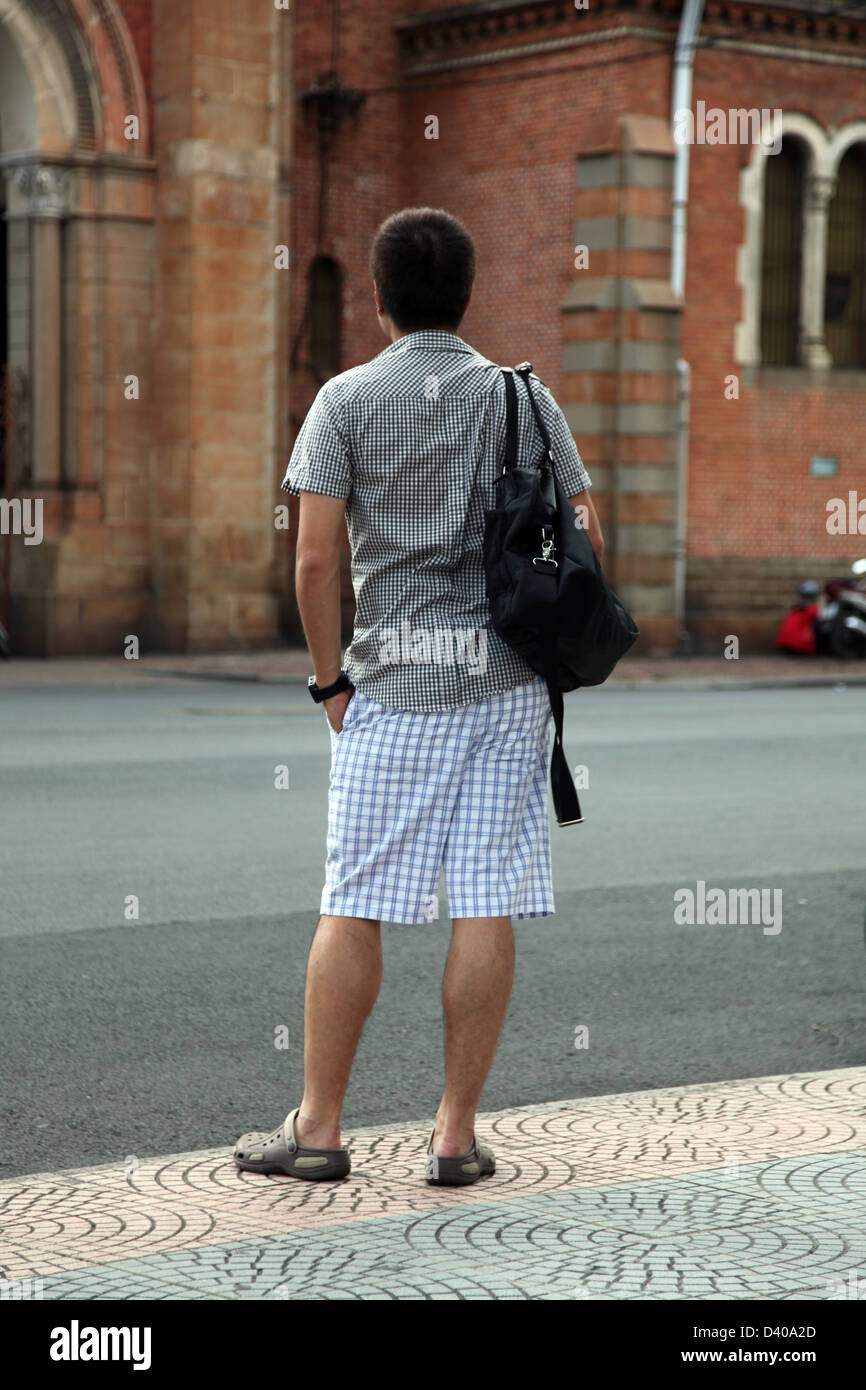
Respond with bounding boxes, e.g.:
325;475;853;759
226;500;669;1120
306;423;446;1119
760;138;806;365
824;143;866;368
308;256;342;380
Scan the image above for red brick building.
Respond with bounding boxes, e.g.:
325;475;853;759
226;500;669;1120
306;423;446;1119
2;0;865;655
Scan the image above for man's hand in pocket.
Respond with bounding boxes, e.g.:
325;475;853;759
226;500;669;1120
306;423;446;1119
324;685;354;734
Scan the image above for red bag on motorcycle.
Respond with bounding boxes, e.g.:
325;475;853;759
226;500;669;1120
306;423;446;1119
776;603;819;654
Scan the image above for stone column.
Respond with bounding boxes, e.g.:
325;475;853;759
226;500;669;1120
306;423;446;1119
801;173;835;369
560;115;682;650
12;163;70;488
151;0;284;651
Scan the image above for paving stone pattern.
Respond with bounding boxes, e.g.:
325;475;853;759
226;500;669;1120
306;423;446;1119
1;1070;864;1300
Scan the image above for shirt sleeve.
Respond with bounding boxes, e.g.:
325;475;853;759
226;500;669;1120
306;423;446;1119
535;378;592;495
280;384;353;499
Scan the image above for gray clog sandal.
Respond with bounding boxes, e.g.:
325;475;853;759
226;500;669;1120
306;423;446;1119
424;1129;496;1186
234;1106;350;1181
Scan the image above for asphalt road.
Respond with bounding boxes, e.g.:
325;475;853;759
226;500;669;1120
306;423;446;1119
1;679;864;1179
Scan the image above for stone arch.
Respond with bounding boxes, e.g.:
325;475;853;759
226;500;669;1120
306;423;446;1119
0;0;81;154
88;0;149;152
827;120;866;178
770;111;831;178
0;0;149;157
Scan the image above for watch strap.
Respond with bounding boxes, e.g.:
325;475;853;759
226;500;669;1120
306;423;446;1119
308;670;352;702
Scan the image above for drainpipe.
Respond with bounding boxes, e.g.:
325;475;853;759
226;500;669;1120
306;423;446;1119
671;0;704;651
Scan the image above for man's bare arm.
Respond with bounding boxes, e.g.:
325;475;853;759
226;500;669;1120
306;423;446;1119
294;490;348;687
568;489;604;566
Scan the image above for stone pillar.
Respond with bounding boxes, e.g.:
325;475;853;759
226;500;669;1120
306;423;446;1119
801;173;835;369
1;182;33;489
2;152;157;655
12;164;70;488
1;161;69;653
151;0;286;651
560;115;682;649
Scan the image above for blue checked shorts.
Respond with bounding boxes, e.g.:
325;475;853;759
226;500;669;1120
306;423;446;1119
320;675;555;924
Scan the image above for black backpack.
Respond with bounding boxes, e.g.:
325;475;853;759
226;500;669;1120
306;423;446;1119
483;363;639;826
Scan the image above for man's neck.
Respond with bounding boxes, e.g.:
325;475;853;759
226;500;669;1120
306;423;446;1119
391;325;460;342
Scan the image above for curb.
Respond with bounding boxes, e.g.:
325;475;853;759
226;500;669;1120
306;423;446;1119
611;675;866;691
139;667;866;691
7;1064;862;1188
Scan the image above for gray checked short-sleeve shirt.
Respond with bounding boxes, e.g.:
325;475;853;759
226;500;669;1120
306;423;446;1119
281;329;592;711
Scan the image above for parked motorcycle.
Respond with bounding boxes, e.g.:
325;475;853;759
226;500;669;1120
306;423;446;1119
815;558;866;659
777;560;866;658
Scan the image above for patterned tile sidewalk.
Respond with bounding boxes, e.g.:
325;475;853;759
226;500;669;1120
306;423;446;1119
2;1068;865;1300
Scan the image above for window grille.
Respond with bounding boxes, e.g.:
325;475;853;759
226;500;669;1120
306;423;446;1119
824;143;866;368
760;139;805;365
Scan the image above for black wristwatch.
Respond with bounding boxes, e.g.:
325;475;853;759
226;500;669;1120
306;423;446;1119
308;669;353;703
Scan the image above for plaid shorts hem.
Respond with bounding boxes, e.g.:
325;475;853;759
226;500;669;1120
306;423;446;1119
319;890;556;926
319;887;437;926
448;900;555;922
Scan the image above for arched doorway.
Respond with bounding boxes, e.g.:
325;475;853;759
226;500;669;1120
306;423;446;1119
0;0;151;654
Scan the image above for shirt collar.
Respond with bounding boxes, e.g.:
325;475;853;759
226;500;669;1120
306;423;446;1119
385;329;474;354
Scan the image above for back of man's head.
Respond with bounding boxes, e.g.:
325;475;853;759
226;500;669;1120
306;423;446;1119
370;208;475;332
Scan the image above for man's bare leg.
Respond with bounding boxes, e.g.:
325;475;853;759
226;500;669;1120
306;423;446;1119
432;915;514;1157
296;914;382;1150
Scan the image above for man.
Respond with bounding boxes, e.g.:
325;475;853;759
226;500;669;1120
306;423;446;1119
234;207;603;1187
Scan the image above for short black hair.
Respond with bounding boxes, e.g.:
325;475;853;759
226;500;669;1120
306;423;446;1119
370;207;475;331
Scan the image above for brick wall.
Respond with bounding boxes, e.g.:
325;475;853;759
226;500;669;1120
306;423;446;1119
686;555;864;653
285;0;408;635
285;0;866;648
685;43;866;568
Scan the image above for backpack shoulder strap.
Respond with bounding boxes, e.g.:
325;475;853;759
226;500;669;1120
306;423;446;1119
500;367;519;473
514;363;554;466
